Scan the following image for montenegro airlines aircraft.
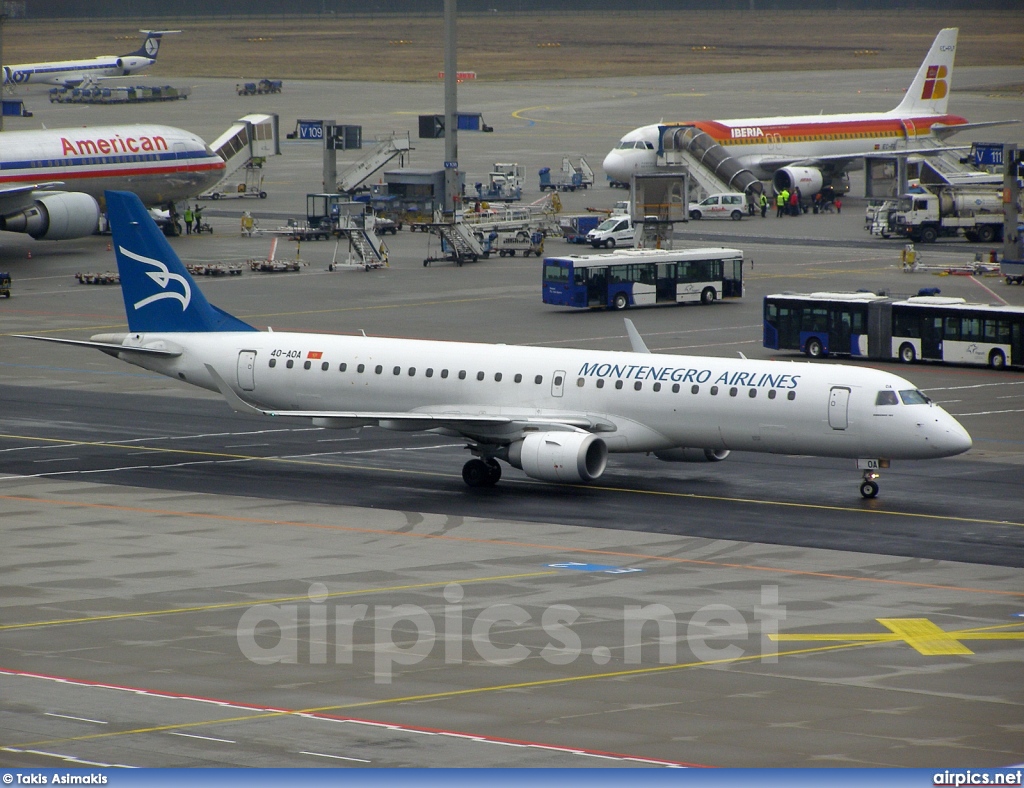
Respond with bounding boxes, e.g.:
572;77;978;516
18;191;973;499
0;125;225;240
603;28;1008;194
2;31;179;88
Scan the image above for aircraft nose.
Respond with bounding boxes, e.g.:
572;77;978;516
933;411;973;457
602;150;627;182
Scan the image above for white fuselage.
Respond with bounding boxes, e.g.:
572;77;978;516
3;54;154;86
0;124;226;207
115;330;972;462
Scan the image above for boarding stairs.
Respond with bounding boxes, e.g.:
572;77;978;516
425;218;488;265
461;193;562;236
337;132;412;194
562;156;595;189
333;214;388;268
913;141;1003;188
657;125;762;201
205;113;280;196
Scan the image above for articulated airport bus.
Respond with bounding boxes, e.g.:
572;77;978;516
542;248;744;310
764;292;1024;369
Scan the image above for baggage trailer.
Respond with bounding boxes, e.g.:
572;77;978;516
539;167;582;192
559;215;601;243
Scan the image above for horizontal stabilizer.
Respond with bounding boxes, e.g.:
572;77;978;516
14;335;181;357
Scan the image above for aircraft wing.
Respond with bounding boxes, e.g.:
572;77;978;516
0;183;66;216
205;364;614;437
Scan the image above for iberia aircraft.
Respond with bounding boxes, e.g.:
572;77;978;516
0;125;225;241
602;28;1012;195
18;191;973;499
2;31;179;88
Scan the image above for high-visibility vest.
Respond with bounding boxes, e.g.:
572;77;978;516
776;193;786;206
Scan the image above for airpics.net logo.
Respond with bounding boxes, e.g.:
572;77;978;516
235;582;786;684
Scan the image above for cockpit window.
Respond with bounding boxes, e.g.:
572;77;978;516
875;391;899;406
898;389;930;405
644;141;655;149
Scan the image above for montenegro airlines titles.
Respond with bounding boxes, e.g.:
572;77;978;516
603;28;1008;195
0;124;225;242
19;191;972;500
2;31;179;88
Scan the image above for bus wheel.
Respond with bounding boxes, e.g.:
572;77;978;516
989;349;1006;370
700;287;716;305
612;292;629;311
899;343;917;363
805;337;824;359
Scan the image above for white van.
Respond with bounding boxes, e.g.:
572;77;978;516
586;215;636;248
688;192;747;221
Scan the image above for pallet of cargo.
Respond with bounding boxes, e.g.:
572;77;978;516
49;84;191;104
185;263;244;277
248;259;304;273
75;272;120;285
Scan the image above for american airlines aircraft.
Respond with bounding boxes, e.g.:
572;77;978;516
18;191;973;499
0;124;225;240
2;31;179;88
602;28;1010;195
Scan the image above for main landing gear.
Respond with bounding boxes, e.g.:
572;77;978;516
462;457;502;487
860;470;880;499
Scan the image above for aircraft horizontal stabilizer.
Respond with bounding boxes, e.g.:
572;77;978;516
14;335;181;357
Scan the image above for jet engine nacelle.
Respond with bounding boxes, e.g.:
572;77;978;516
653;448;731;463
772;166;824;196
508;431;608;483
1;192;101;240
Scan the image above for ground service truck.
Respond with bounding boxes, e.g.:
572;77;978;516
892;187;1007;244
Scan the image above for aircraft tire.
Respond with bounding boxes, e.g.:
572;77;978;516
462;459;491;487
860;480;879;499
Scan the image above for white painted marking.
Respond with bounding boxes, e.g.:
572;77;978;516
224;443;271;448
44;712;107;724
1;747;135;768
168;731;236;743
300;751;371;763
31;457;81;463
951;409;1024;416
926;381;1024;391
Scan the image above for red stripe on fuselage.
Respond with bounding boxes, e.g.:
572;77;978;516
666;115;968;143
0;161;226;186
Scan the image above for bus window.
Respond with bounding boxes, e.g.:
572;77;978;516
960;317;981;342
544;263;568;283
634;264;655;285
610;265;629;284
944;317;960;341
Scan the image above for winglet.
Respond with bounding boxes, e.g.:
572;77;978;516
624;318;650;354
204;363;267;416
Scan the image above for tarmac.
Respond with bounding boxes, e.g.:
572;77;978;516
1;61;1023;768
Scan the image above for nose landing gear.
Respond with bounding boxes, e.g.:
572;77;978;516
860;470;880;499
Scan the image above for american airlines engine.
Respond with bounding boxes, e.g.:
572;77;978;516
601;29;995;197
18;192;973;500
0;125;225;241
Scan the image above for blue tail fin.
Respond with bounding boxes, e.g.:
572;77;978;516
123;30;178;60
106;190;256;334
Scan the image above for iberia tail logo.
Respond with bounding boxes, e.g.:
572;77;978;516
921;65;948;100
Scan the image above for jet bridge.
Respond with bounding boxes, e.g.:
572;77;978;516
658;125;762;200
204;113;280;198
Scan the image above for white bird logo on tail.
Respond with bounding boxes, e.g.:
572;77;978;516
120;246;191;311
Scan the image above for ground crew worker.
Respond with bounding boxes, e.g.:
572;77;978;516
776;189;788;218
759;191;769;218
183;206;194;235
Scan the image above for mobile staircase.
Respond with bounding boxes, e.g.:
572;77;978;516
657;125;763;200
202;114;280;199
337;132;412;194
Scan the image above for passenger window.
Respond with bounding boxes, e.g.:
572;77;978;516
554;374;563;386
375;365;383;374
787;391;796;401
615;380;623;390
577;378;585;387
875;390;899;406
409;368;416;376
357;364;365;373
476;371;485;381
339;362;347;372
514;373;522;383
459;370;467;380
710;385;718;395
768;390;776;400
393;366;401;375
426;368;433;377
634;381;642;391
286;359;294;369
690;385;698;394
596;379;605;389
495;372;502;382
748;389;756;398
269;358;276;368
535;375;543;384
304;360;311;370
321;362;329;371
653;382;661;392
729;387;737;397
441;369;449;378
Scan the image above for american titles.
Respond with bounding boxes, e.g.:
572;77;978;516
60;134;169;157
